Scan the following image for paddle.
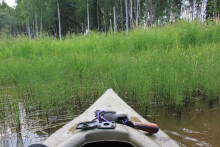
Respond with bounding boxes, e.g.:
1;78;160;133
126;121;159;133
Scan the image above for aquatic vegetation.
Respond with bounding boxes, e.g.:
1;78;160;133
0;21;220;123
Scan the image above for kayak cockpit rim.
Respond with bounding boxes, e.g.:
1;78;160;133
41;88;179;147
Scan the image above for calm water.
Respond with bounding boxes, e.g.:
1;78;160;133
154;99;220;146
0;88;219;147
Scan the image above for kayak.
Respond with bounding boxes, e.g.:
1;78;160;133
39;88;179;147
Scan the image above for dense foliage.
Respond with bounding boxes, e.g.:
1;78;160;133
0;0;220;37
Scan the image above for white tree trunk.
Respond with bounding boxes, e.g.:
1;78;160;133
125;0;128;33
193;0;197;21
145;0;148;27
57;0;61;41
120;0;123;31
27;0;31;38
40;8;42;36
113;6;116;33
87;0;90;33
150;0;153;26
136;0;139;27
200;0;207;23
167;0;170;22
110;19;113;33
130;0;133;27
35;4;38;38
26;20;28;35
33;21;35;38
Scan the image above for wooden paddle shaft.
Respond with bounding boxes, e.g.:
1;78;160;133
132;122;159;133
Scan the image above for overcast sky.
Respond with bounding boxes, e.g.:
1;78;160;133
1;0;17;7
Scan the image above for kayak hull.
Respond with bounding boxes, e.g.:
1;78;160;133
43;88;179;147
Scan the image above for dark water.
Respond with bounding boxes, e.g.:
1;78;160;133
153;99;220;147
0;88;219;147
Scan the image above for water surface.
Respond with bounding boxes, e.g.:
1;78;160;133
0;88;219;147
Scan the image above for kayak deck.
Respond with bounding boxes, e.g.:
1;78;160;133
43;88;179;147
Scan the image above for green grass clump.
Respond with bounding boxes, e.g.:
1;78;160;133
0;21;220;121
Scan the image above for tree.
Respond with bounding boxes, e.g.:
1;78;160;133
57;0;61;40
2;0;218;37
34;3;38;38
125;0;128;33
120;0;123;31
27;0;31;38
0;2;14;32
87;0;90;33
150;0;153;26
193;0;197;20
206;0;220;18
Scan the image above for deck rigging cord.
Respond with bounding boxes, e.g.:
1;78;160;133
76;110;159;134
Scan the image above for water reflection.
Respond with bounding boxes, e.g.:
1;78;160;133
153;99;220;147
0;87;220;147
0;100;73;147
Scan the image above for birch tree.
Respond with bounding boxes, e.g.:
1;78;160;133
193;0;197;20
120;0;123;31
130;0;133;27
2;0;218;36
26;0;30;38
145;0;148;27
113;6;116;33
125;0;128;33
167;0;170;22
40;1;43;36
87;0;90;33
136;0;140;27
150;0;153;26
57;0;61;40
34;3;38;38
40;8;42;36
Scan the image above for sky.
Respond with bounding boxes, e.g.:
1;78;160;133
1;0;17;7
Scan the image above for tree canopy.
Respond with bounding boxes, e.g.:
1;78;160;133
0;0;219;38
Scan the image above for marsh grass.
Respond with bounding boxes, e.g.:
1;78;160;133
0;20;220;123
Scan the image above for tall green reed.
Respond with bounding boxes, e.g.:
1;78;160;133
0;21;220;121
